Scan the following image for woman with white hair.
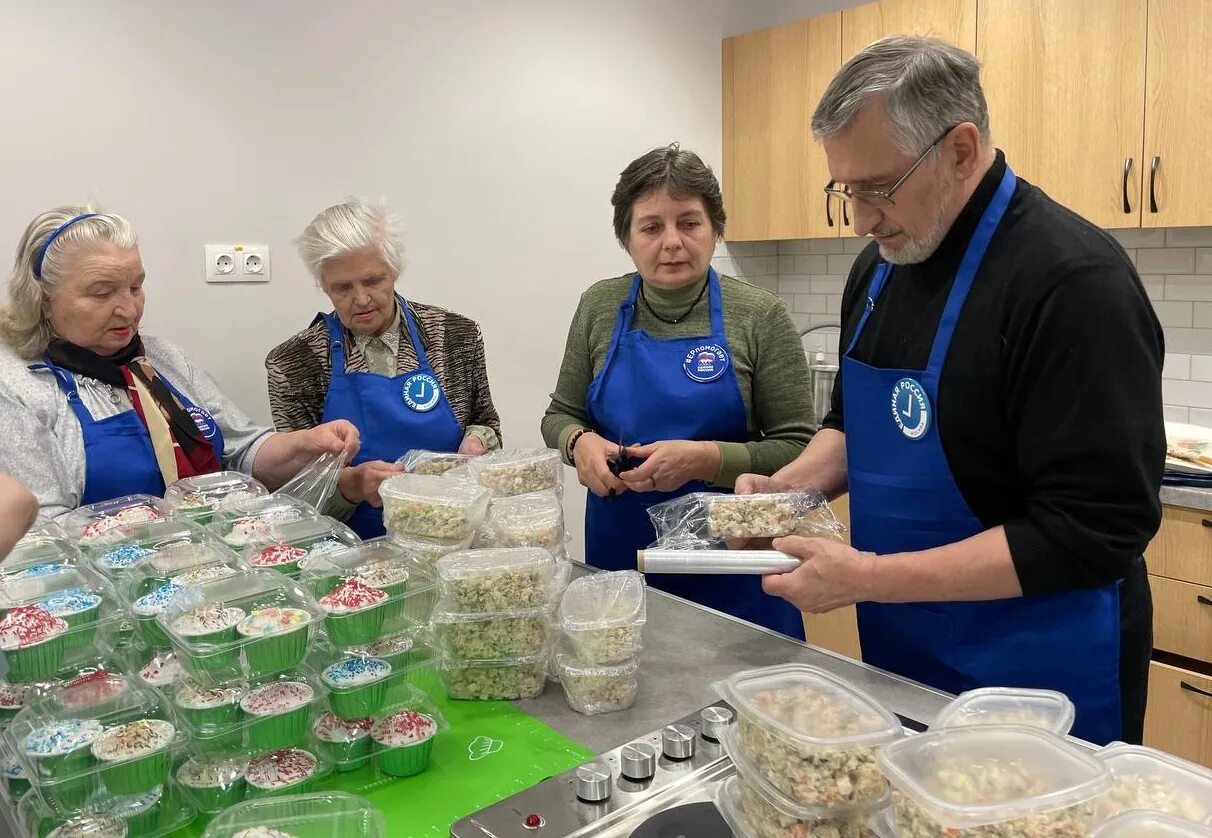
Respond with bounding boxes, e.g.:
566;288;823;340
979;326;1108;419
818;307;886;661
266;199;500;537
0;205;360;519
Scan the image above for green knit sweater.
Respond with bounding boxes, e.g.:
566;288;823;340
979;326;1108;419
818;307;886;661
541;272;814;486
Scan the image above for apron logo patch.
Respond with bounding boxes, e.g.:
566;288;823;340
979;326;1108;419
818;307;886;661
402;373;442;412
187;407;218;440
682;344;730;383
468;735;503;761
891;378;931;441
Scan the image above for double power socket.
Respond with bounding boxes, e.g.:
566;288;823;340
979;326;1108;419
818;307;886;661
204;244;271;283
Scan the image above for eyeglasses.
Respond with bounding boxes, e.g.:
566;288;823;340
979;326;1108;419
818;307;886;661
824;124;958;209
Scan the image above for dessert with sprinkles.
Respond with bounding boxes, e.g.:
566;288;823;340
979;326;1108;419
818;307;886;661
0;680;32;722
138;651;184;689
95;544;153;573
60;672;128;710
244;747;319;798
3;756;29;799
133;582;185;649
355;559;409;625
46;815;128;838
90;718;175;794
371;710;437;777
174;679;245;730
0;605;69;683
240;680;316;751
39;587;103;652
363;631;414;670
322;657;391;720
223;518;272;548
313;711;374;772
319;578;388;646
169;604;245;679
23;719;104;810
176;756;247;812
92;785;164;835
237;607;312;677
248;544;308;576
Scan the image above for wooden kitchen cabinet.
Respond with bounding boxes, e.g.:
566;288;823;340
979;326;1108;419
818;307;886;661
841;0;976;61
1145;660;1212;768
801;494;863;660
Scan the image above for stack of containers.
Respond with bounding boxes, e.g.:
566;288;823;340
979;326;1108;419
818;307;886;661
162;473;269;527
378;474;491;571
203;494;322;551
712;664;902;837
928;687;1076;736
201;790;385;838
553;571;645;716
1092;743;1212;824
1093;811;1212;837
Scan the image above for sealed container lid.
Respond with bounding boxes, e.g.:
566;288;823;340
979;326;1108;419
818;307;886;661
1095;742;1212;822
380;473;491;507
436;547;554;582
163;471;267;513
465;448;562;495
59;495;170;545
209;493;320;546
39;815;128;838
433;603;554;625
299;537;411;579
554;653;638;679
930;687;1076;736
16;519;69;547
241;516;360;569
877;725;1112;831
559;570;646;631
395;449;474;476
714;663;901;751
438;649;548;669
0;562;118;614
1093;811;1212;837
714;774;887;838
0;540;80;582
201;790;385;838
485;490;563;524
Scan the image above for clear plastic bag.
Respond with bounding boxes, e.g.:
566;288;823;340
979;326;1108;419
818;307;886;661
395;450;474;477
277;452;348;512
647;490;846;548
558;571;646;664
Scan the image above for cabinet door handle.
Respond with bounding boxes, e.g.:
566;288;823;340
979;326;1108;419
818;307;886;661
842;201;851;227
825;184;835;228
1181;680;1212;699
1122;157;1133;214
1201;518;1212;528
1198;595;1212;607
1149;156;1160;213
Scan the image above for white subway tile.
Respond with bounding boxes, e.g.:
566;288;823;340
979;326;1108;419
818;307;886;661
711;257;736;275
843;236;870;254
1198;249;1212;275
1138;248;1196;274
1195;303;1212;329
801;333;829;354
777;255;796;273
778;240;816;255
778;293;795;311
1126;249;1138;268
779;276;812;294
739;256;778;275
810;275;847;295
1160;328;1212;354
1164;353;1192;379
827;254;857;274
809;238;846;255
1188;408;1212;428
722;242;756;257
749;276;779;293
1109;228;1167;249
1164;275;1212;302
1139;274;1164;301
1167;228;1212;248
1191;354;1212;382
750;243;779;256
794;294;828;314
1154;300;1194;327
1164;405;1191;423
793;255;828;274
1163;378;1212;409
826;294;844;312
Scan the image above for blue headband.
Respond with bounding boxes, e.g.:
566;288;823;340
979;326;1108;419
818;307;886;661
33;213;99;281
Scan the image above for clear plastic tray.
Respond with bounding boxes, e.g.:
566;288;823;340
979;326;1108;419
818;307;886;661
16;520;69;548
174;754;249;814
466;448;562;497
126;559;247;652
0;565;130;685
206;494;320;548
300;538;436;645
395;450;474;477
1092;811;1212;837
85;518;232;578
2;538;81;581
436;547;558;613
137;651;187;692
478;490;566;554
58;496;171;547
239;746;332;799
877;725;1112;835
18;779;197;838
558;570;646;664
310;680;448;774
930;687;1076;736
163;472;268;525
432;606;553;660
554;654;637;716
715;774;891;838
439;652;547;700
713;664;900;808
201;790;386;837
5;673;183;816
241;516;360;577
379;474;491;541
386;530;475;571
341;631;442;708
156;571;326;686
1094;742;1212;823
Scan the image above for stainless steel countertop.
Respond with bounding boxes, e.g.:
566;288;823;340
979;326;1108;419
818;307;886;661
1161;484;1212;512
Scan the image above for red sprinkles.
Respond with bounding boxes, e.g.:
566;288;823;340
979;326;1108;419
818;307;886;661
250;545;307;567
319;578;387;613
0;605;68;648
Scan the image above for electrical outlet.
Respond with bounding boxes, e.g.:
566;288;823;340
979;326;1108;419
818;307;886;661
205;244;271;283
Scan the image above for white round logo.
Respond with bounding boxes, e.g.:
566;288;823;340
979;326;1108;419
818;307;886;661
890;378;931;441
682;343;730;383
402;373;442;412
187;407;218;440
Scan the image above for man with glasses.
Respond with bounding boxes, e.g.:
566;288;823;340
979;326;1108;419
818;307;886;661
738;36;1163;745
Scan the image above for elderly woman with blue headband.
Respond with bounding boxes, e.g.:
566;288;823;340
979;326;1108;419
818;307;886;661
0;205;360;518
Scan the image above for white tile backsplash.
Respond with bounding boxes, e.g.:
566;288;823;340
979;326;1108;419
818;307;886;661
1154;301;1195;328
1165;405;1191;423
1138;248;1197;274
1167;228;1212;248
1164;353;1192;380
1110;228;1168;249
1197;249;1212;275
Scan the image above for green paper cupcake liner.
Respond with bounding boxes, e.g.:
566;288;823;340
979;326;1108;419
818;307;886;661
124;799;165;835
378;582;407;630
191;727;246;756
183;778;246;813
329;681;386;721
242;627;308;678
4;776;29;799
245;775;313;799
59;605;99;653
40;774;98;815
5;635;67;684
375;736;433;777
179;702;240;729
325;606;386;647
316;738;371;773
184;626;240;679
261;560;302;578
137;615;172;650
0;705;23;724
246;706;311;751
309;575;342;601
100;748;171;795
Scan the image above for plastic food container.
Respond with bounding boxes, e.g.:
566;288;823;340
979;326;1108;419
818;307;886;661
156;571;325;685
18;781;196;837
5;673;181;816
88;518;235;582
1092;811;1212;837
172;672;324;760
342;632;442;708
58;496;170;547
312;712;374;773
703;491;843;540
241;516;360;578
1094;742;1212;823
379;474;491;541
2;538;81;582
930;687;1076;736
436;547;558;613
466;448;562;497
387;530;475;571
558;570;646;664
175;755;249;814
201;790;386;837
715;774;890;838
877;725;1112;837
123;548;248;651
439;653;547;700
163;472;268;525
301;538;436;647
433;606;553;659
15;520;69;548
478;490;566;555
0;565;128;683
555;654;637;715
713;664;900;809
395;449;474;477
207;494;320;549
137;651;187;692
241;746;330;799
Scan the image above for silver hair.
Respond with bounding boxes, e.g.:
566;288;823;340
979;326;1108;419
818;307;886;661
812;35;990;156
1;206;138;359
296;199;405;286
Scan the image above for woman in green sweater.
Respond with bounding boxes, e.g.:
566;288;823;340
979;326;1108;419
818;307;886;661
542;144;815;637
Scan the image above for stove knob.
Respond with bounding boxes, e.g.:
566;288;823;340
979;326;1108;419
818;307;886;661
700;705;735;742
662;724;696;760
620;742;658;781
574;761;612;802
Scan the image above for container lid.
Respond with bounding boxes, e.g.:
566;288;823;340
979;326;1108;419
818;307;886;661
0;564;120;627
395;450;474;476
200;791;385;838
241;516;360;568
468;447;560;472
483;490;563;528
559;570;646;631
379;473;491;507
437;649;548;669
16;519;69;547
1096;742;1212;822
43;815;128;838
163;471;267;510
58;495;170;545
436;547;554;582
3;537;80;578
432;604;554;624
713;664;901;751
1092;811;1212;837
465;448;562;495
876;725;1112;830
209;493;320;538
714;774;885;838
930;687;1076;736
554;653;638;679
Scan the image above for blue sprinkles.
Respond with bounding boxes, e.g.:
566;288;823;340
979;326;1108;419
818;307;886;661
13;562;71;579
323;657;390;686
23;720;103;756
40;587;102;616
3;760;24;779
134;582;182;616
98;544;153;570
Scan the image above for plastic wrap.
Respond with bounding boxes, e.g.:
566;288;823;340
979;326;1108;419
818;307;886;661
432;606;553;659
395;450;474;477
58;496;170;547
207;494;321;549
387;531;475;571
240;516;360;578
379;474;491;541
715;774;889;838
1094;743;1212;823
277;452;348;512
162;472;268;525
466;448;562;497
647;490;846;548
558;571;645;664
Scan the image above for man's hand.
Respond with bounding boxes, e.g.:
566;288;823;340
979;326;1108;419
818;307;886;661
761;536;877;613
338;460;404;507
458;435;488;455
619;440;720;493
734;473;791;495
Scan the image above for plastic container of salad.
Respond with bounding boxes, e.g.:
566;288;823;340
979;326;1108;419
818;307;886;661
465;448;562;497
435;547;558;613
379;474;490;541
395;450;475;477
558;570;646;664
1094;742;1212;823
930;687;1076;736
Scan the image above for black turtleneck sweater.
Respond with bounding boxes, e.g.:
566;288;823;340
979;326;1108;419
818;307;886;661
825;151;1165;597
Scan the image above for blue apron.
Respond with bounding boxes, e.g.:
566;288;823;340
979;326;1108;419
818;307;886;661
37;360;226;506
845;167;1123;744
319;297;464;538
584;269;806;639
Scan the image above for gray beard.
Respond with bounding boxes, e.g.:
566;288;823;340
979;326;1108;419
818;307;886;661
877;182;956;265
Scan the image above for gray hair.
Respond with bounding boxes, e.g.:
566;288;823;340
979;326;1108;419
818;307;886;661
812;36;990;157
1;206;138;359
611;144;726;247
296;199;404;286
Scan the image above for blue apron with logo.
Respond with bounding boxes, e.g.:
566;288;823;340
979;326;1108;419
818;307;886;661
37;360;226;506
319;296;464;538
584;269;805;638
845;167;1123;744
